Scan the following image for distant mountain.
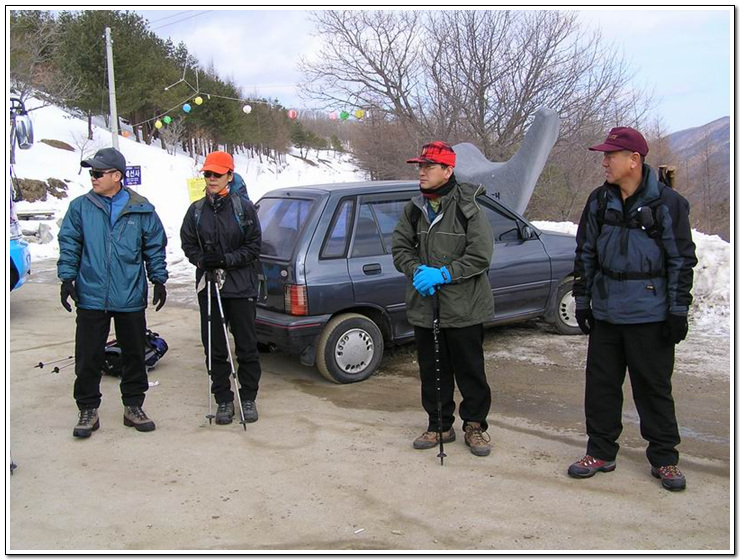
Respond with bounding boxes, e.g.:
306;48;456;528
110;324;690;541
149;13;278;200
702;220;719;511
665;117;730;240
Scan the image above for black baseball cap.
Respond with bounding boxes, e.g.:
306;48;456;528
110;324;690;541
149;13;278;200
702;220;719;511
81;147;127;175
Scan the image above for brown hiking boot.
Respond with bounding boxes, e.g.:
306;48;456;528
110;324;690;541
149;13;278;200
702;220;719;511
73;408;100;438
123;406;156;432
413;427;456;449
464;422;491;456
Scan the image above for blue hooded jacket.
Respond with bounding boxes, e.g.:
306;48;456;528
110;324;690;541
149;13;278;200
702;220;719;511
57;187;168;312
573;164;697;324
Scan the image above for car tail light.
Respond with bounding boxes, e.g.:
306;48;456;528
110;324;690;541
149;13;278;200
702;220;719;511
284;284;308;316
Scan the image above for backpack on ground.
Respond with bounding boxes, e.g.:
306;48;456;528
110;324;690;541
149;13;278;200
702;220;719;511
102;329;169;376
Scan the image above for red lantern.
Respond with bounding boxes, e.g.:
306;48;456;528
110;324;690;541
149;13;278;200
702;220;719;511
287;109;298;120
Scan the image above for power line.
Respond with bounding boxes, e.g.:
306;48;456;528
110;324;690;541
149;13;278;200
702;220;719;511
151;10;212;31
145;10;191;24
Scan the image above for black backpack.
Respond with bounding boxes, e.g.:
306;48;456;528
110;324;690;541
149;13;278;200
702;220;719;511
102;329;169;376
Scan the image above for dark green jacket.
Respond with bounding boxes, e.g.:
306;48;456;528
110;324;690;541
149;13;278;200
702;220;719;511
392;180;494;328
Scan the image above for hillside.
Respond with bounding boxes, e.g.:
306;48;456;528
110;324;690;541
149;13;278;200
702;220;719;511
665;117;730;241
12;99;366;281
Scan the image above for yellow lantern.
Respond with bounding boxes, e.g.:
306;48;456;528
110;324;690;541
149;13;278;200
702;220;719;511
154;120;163;129
194;96;203;105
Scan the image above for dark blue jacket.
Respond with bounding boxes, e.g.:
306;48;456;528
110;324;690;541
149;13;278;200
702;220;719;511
57;188;168;312
573;164;697;324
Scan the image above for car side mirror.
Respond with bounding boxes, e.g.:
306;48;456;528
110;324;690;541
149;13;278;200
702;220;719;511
521;225;534;240
10;98;34;150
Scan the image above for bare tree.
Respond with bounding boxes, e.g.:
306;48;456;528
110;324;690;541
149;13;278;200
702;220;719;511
299;10;425;139
159;118;187;156
300;9;653;210
69;131;104;175
9;11;82;109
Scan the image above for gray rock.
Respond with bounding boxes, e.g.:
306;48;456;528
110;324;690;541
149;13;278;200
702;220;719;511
454;107;560;215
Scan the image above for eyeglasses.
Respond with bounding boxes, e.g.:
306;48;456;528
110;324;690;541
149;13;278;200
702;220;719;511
89;169;117;179
203;171;227;179
417;163;442;171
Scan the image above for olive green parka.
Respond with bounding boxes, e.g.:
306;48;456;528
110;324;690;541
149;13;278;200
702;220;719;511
392;179;494;328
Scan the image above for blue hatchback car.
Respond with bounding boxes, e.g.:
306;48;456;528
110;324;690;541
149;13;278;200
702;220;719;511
9;196;31;291
254;180;579;384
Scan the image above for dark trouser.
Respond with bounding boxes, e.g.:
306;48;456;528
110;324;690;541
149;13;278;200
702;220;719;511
414;324;491;432
199;290;261;404
585;319;680;467
74;308;148;410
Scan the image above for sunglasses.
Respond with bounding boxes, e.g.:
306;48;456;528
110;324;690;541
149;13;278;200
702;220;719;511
89;169;118;179
203;171;228;179
417;163;442;170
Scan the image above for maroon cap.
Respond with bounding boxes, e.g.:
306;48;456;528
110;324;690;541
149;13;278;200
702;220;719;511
589;127;649;157
407;141;456;167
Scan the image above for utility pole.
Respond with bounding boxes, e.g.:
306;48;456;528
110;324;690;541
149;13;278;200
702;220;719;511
105;27;120;150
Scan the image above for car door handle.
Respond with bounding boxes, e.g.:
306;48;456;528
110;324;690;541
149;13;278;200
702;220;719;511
362;263;382;275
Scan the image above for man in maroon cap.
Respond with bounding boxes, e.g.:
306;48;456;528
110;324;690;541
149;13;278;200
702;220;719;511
392;141;495;457
568;127;697;491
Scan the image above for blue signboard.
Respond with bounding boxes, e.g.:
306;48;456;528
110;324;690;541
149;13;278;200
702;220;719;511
125;165;141;186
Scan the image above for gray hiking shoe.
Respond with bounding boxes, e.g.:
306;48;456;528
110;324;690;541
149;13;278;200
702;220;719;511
413;427;456;449
73;408;100;438
464;422;491;456
651;465;686;491
567;454;616;478
215;401;235;425
240;400;258;423
123;406;156;432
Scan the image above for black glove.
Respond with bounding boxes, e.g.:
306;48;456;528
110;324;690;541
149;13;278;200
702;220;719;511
200;253;226;270
60;280;78;312
664;314;688;344
152;283;167;311
575;308;593;335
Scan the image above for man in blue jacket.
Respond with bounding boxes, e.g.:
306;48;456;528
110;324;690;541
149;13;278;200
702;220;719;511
568;127;697;491
58;147;169;438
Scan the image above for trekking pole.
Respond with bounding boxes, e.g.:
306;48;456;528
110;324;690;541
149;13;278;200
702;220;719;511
204;273;215;424
52;361;75;374
34;356;73;369
431;292;446;466
212;278;247;431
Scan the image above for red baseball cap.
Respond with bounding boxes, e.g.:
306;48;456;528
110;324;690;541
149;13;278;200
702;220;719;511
589;127;649;157
201;151;234;174
407;141;456;167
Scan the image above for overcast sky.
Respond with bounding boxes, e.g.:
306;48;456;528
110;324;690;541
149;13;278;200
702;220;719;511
134;7;732;134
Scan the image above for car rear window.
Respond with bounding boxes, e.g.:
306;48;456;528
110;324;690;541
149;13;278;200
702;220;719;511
257;197;314;259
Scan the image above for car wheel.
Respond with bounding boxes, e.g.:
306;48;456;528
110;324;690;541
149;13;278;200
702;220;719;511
551;279;582;335
316;313;384;384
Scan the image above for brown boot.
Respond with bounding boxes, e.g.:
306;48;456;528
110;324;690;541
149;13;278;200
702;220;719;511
413;427;456;449
464;422;491;456
123;406;156;432
73;408;100;438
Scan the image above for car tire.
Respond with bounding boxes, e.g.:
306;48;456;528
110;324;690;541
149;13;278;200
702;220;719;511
550;279;582;335
316;313;384;384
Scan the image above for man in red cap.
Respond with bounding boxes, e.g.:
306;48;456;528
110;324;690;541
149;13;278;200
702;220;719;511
180;151;263;427
568;127;697;491
392;141;495;457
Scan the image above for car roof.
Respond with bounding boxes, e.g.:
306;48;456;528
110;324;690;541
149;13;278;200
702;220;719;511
259;180;418;198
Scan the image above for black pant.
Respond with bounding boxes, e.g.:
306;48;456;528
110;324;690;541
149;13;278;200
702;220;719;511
414;324;491;432
585;319;680;467
199;290;261;404
74;308;148;410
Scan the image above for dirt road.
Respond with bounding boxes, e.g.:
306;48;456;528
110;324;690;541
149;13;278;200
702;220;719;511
8;271;731;552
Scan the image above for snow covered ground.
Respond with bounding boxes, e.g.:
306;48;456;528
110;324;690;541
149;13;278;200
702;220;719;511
12;100;732;338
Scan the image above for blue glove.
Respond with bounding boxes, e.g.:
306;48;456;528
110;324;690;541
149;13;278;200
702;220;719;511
413;265;451;295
